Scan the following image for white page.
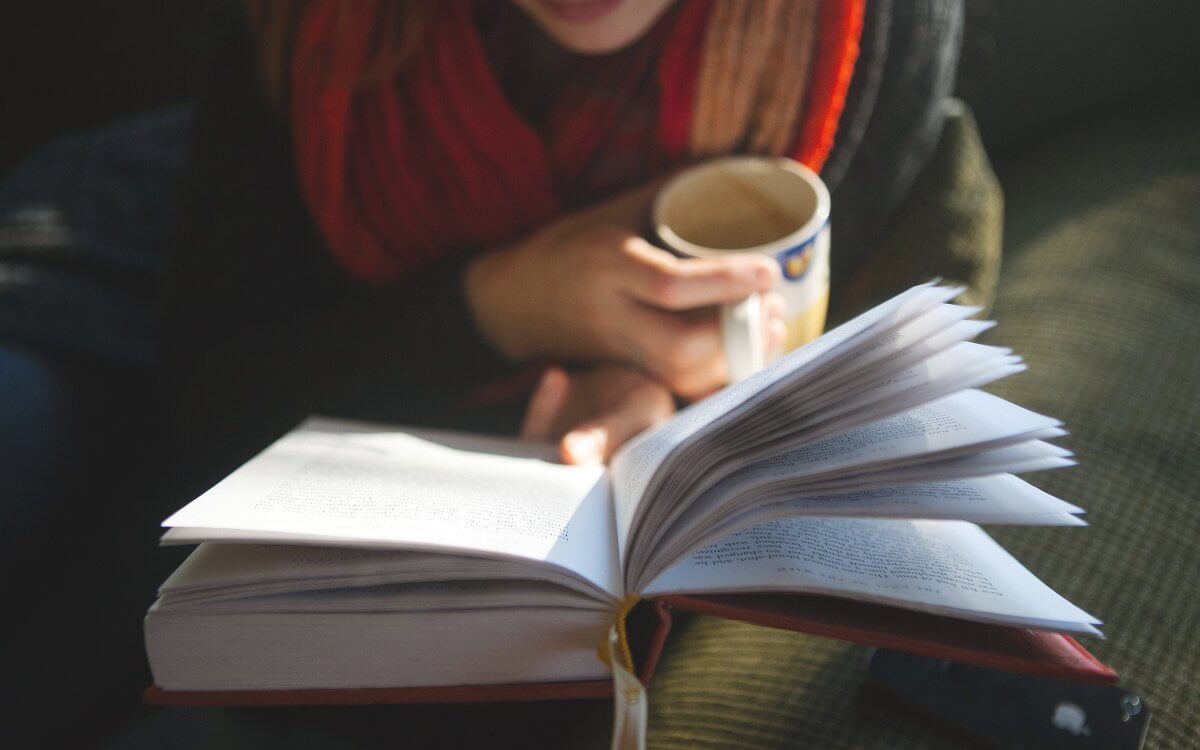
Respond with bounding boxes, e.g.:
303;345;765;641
755;475;1084;520
724;342;1017;464
747;363;1030;475
611;282;958;557
904;441;1075;479
163;419;624;598
642;518;1100;635
687;350;1029;511
159;543;613;605
627;340;1023;577
745;441;1074;502
754;307;993;427
840;303;986;370
673;476;1083;561
159;578;609;614
160;542;594;596
752;389;1058;480
639;475;1084;590
660;390;1061;540
157;527;627;601
160;543;451;591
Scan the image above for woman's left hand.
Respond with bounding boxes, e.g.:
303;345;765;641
520;365;675;465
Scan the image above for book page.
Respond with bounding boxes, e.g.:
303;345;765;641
157;541;615;604
641;518;1100;635
163;419;624;598
674;476;1082;561
646;390;1061;556
740;475;1082;523
638;475;1083;590
610;282;957;558
159;578;609;615
722;389;1058;489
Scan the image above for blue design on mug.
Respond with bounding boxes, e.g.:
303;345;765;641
777;236;816;281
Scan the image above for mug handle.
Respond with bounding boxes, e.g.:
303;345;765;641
721;293;765;383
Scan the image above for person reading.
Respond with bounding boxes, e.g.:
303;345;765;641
169;0;868;474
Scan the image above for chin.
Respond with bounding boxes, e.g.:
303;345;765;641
546;25;646;55
512;0;677;55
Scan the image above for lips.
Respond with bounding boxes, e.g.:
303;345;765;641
539;0;623;24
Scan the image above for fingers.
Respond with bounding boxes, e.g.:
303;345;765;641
630;308;726;398
625;291;789;395
560;377;675;465
520;367;570;441
768;318;788;359
619;238;780;311
560;428;606;465
763;292;787;358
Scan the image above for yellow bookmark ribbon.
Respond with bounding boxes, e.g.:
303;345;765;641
600;596;646;750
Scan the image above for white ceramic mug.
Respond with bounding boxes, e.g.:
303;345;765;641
653;156;832;382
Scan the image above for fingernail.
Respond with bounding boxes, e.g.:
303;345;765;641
563;431;603;464
754;265;776;287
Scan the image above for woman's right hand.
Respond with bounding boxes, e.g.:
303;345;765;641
464;182;782;399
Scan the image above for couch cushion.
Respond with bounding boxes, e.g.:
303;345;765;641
638;100;1199;750
957;0;1200;157
640;102;1006;750
982;99;1200;750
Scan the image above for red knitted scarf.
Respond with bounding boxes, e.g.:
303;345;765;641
292;0;862;283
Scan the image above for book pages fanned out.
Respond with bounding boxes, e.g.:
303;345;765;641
146;283;1107;699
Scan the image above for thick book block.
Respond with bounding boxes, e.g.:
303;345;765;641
144;595;1115;708
144;681;615;707
145;285;1116;708
144;601;675;707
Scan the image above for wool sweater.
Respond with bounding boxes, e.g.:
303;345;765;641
166;0;960;478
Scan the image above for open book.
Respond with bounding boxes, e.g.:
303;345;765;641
144;283;1115;703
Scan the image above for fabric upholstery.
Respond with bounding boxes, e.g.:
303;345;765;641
982;100;1200;750
832;99;1002;317
638;102;1006;750
634;101;1199;749
956;0;1200;157
828;0;964;280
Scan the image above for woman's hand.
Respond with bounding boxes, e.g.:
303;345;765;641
520;365;675;465
465;183;784;399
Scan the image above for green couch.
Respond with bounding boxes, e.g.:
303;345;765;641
633;103;1200;750
628;3;1200;747
5;1;1195;747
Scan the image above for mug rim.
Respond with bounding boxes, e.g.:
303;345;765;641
653;155;831;260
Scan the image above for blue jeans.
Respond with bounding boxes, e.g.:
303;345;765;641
0;107;192;747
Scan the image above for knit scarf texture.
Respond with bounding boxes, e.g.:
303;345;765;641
292;0;863;283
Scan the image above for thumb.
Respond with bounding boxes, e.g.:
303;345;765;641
520;367;570;442
559;381;673;465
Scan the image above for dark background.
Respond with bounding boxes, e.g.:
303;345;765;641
3;1;1196;179
1;1;1196;748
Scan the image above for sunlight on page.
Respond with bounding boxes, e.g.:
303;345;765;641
162;419;624;598
641;518;1101;636
610;282;955;560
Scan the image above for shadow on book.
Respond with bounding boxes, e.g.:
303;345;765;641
143;284;1114;704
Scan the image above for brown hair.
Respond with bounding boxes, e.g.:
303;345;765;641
691;0;818;156
242;0;817;157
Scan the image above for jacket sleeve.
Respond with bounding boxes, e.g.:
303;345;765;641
165;2;519;470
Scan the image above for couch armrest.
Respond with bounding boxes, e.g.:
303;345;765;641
833;99;1003;319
